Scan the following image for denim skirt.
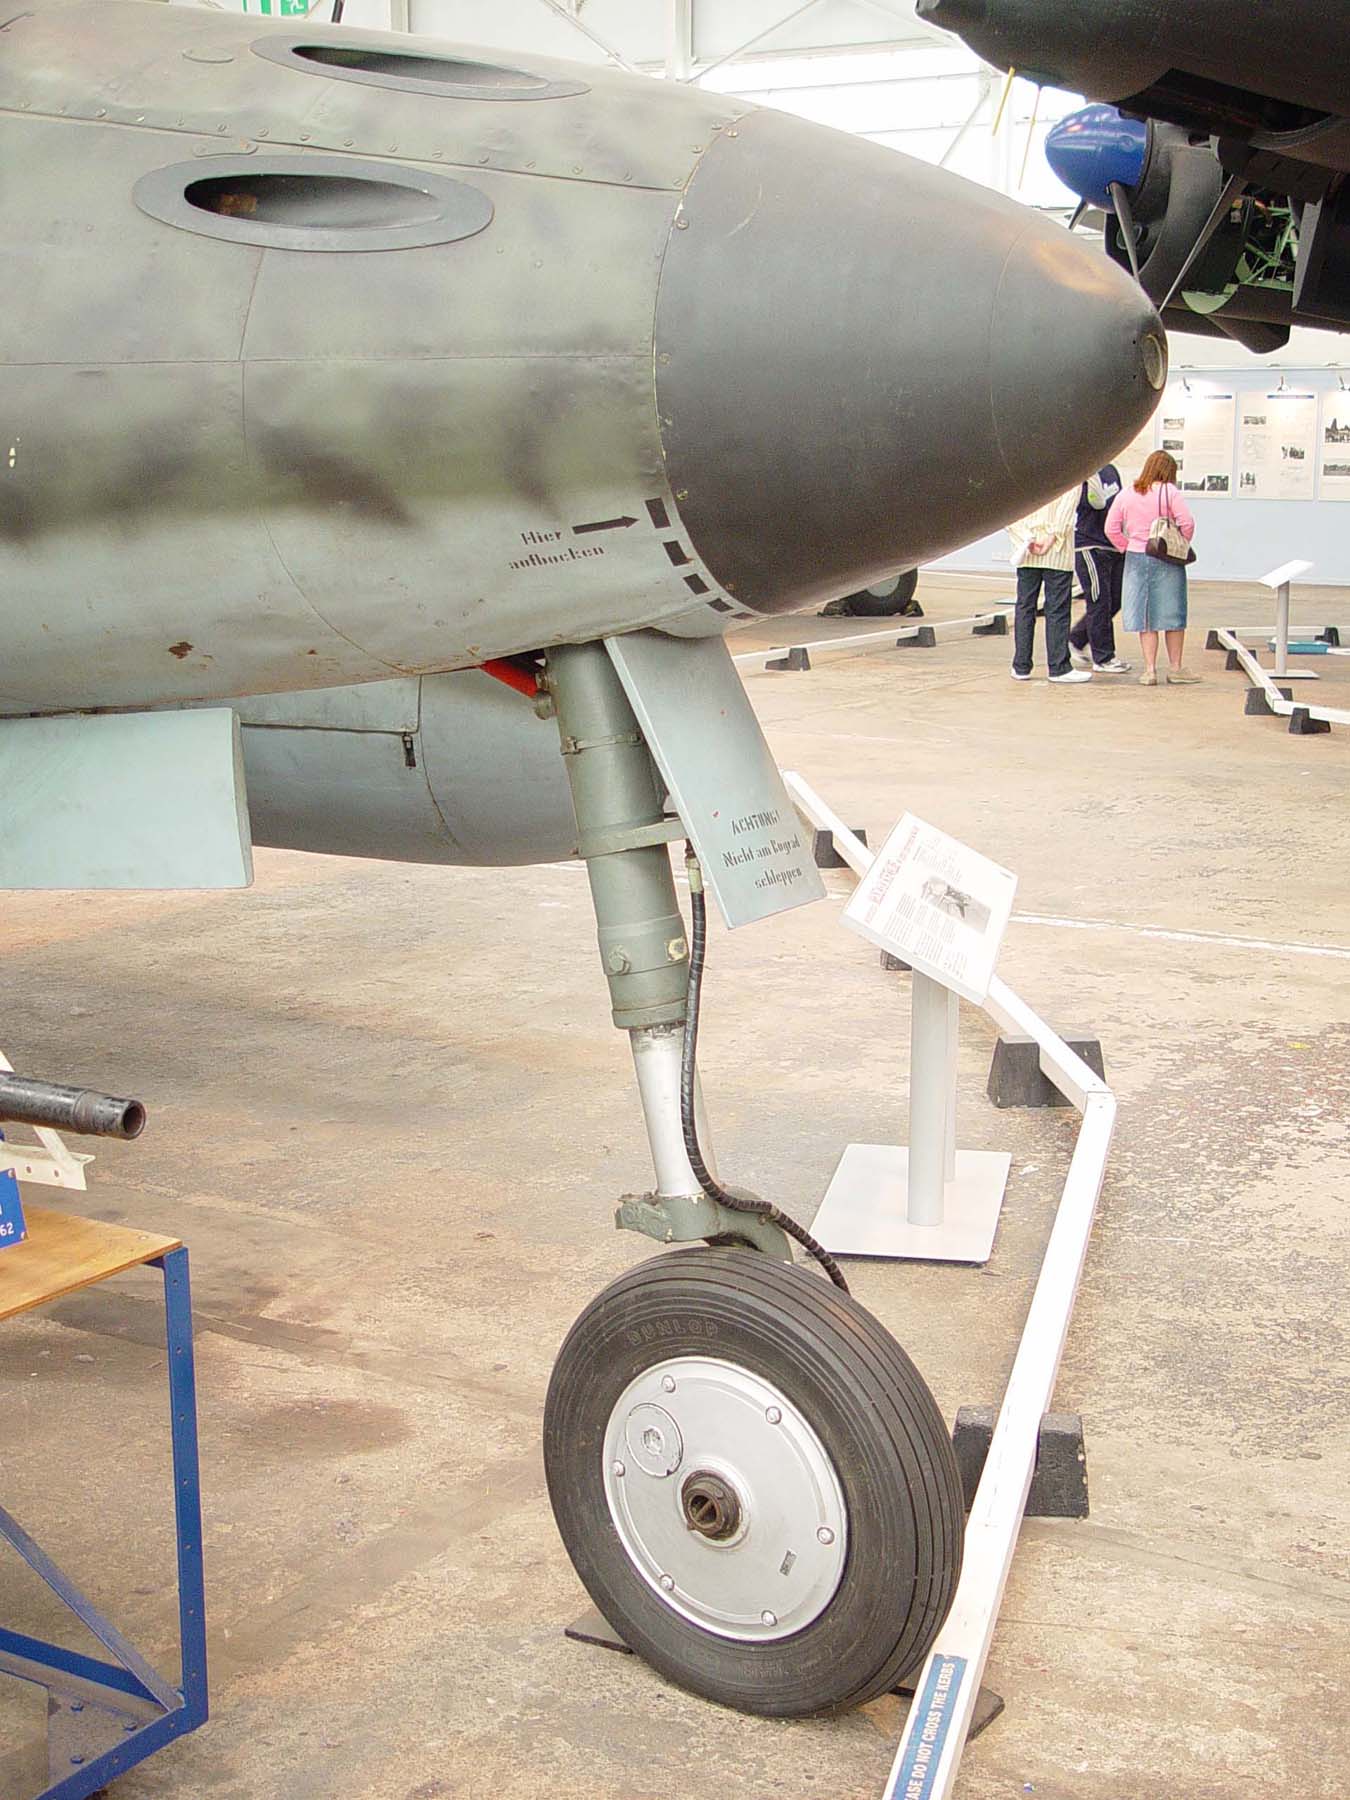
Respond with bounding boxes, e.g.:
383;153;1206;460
1122;550;1187;631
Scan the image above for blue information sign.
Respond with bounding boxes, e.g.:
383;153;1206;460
0;1132;27;1250
886;1655;969;1800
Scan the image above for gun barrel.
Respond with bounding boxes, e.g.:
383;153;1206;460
0;1075;146;1139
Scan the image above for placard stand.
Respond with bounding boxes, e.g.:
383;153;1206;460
1262;560;1317;679
813;970;1010;1263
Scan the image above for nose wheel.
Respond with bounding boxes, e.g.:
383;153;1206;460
543;1248;964;1717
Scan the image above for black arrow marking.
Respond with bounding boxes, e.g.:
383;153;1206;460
572;515;638;535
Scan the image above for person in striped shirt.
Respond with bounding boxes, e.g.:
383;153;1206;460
1007;487;1091;684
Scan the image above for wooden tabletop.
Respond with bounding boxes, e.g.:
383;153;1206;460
0;1204;181;1323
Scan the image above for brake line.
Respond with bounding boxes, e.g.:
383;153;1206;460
679;846;849;1294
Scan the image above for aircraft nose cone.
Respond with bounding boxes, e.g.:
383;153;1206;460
654;109;1165;616
990;213;1166;495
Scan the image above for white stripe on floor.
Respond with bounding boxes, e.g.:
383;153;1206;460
542;861;1349;957
1010;912;1350;960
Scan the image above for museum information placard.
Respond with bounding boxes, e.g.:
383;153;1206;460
1111;403;1161;486
1318;394;1350;501
1160;387;1236;498
1237;389;1318;500
842;814;1017;1004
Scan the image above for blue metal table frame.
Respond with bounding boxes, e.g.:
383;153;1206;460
0;1246;207;1798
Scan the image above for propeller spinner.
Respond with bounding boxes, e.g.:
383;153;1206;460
1046;103;1292;352
1047;104;1229;304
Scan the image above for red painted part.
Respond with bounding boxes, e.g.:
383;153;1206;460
478;658;539;699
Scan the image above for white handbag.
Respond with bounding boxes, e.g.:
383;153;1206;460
1145;487;1196;567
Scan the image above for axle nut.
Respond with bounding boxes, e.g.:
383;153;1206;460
681;1470;742;1541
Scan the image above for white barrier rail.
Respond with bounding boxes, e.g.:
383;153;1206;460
734;609;1009;675
1217;629;1350;730
1224;624;1335;642
781;770;1116;1800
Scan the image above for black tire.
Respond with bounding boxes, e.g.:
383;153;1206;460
844;567;921;617
543;1248;963;1717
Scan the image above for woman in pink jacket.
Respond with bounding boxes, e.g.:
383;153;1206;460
1105;451;1198;686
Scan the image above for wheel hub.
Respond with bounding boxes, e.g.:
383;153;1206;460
601;1356;848;1641
681;1469;741;1541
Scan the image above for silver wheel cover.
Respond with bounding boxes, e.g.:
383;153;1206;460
601;1355;848;1641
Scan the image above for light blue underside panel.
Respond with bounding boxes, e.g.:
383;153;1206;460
0;708;252;889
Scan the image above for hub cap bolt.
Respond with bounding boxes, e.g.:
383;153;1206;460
761;1610;777;1627
817;1526;835;1545
661;1375;676;1393
612;1461;625;1477
660;1574;675;1592
766;1406;782;1425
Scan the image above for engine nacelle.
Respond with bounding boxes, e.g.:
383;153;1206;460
237;670;578;867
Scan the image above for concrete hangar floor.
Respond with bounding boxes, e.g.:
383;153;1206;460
2;572;1347;1800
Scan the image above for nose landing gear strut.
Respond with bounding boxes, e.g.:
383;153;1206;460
540;641;963;1716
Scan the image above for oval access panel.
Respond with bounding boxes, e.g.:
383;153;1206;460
251;37;588;100
133;155;494;253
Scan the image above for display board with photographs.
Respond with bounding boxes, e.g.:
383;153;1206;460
1159;388;1236;497
1110;402;1161;486
1317;395;1350;501
1237;389;1318;500
1129;374;1350;503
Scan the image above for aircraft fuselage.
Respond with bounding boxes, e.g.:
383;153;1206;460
1;0;1163;718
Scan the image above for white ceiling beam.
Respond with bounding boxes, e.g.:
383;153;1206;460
851;0;941;30
666;0;694;79
531;0;642;70
690;0;829;84
938;68;991;166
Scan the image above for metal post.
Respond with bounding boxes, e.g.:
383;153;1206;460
1274;580;1291;677
908;971;954;1227
665;0;693;80
943;986;959;1184
786;771;1011;1263
160;1248;207;1726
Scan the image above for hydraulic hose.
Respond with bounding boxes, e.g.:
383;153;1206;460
679;847;849;1293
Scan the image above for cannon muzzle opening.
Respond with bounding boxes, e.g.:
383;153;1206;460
0;1075;146;1140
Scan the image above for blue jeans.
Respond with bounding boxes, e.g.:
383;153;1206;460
1014;566;1072;677
1122;551;1188;631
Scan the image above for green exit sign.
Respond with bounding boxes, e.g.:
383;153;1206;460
243;0;311;14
